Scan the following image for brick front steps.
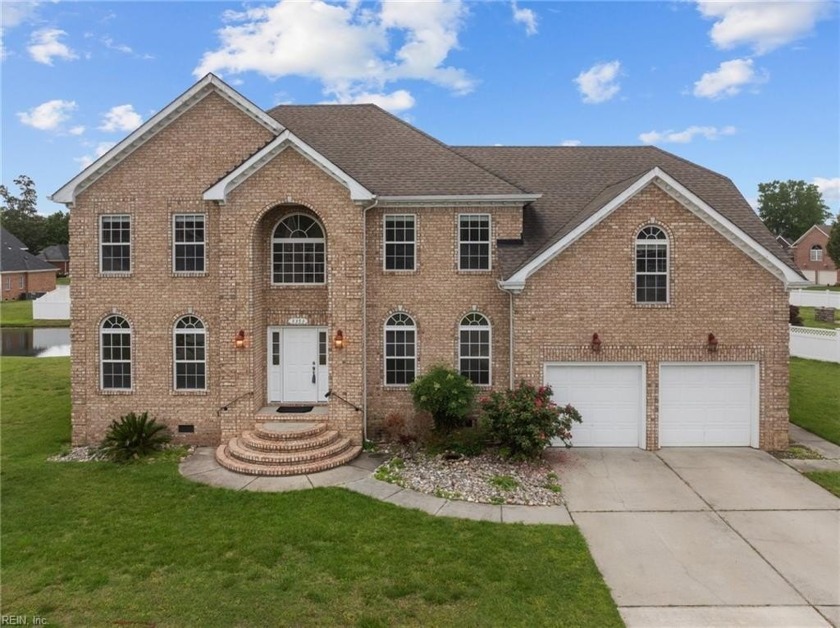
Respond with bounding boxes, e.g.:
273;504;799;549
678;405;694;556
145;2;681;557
215;420;361;476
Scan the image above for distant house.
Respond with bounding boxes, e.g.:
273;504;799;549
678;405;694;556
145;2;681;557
1;228;58;300
775;234;792;251
791;224;838;285
37;244;70;276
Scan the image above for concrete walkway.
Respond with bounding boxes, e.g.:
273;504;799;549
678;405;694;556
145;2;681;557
179;447;573;525
783;424;840;473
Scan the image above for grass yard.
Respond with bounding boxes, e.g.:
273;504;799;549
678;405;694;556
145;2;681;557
0;357;621;627
0;299;70;328
798;306;839;330
805;285;840;292
790;358;840;446
805;472;840;498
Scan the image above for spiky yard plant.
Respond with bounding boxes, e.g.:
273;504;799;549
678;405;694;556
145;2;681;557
101;411;171;462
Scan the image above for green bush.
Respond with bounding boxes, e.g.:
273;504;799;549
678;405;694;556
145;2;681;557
480;382;582;460
101;411;171;462
410;365;476;432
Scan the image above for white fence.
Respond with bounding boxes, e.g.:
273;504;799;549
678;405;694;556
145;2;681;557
789;289;840;309
790;326;840;363
32;285;70;320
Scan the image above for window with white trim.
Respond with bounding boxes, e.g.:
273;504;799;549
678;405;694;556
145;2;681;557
173;214;205;273
174;316;206;390
100;215;131;273
101;315;131;390
459;312;491;385
384;313;416;385
272;214;325;284
18;275;25;289
4;277;10;291
635;226;668;303
384;214;415;271
810;245;824;262
458;214;491;270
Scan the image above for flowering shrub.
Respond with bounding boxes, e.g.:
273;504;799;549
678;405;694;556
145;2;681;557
480;382;582;460
410;365;476;432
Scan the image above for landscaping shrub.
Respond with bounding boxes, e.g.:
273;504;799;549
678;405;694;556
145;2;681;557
101;411;171;462
424;425;490;457
410;365;476;432
790;305;804;326
480;382;582;460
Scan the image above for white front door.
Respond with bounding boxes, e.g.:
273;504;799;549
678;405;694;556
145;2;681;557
267;327;328;403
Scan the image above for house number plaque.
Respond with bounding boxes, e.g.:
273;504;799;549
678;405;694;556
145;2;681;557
287;317;309;325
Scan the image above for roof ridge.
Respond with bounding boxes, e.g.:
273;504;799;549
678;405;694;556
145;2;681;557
646;145;731;184
449;147;537;194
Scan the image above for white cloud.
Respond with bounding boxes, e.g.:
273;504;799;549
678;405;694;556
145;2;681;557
696;0;834;55
194;0;473;104
99;104;143;133
17;99;77;131
639;125;737;144
511;2;538;36
560;139;581;146
574;60;621;104
693;57;767;99
324;89;415;113
68;125;85;136
27;28;77;65
102;36;133;55
813;177;840;204
75;141;117;170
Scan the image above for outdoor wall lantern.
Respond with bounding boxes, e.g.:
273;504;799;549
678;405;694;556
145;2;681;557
590;332;602;353
234;329;247;349
334;329;345;350
706;333;719;353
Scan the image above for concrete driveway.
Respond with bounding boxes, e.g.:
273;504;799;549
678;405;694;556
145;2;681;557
549;448;840;627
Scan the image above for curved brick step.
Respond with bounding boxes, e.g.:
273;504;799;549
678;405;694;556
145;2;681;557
215;444;362;477
227;436;351;465
241;429;341;452
254;421;327;441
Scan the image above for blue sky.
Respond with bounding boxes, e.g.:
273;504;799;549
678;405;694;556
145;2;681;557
2;0;838;216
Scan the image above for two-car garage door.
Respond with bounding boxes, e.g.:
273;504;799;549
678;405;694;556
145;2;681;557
544;363;757;448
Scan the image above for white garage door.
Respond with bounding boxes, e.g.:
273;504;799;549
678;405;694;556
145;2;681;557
659;364;757;447
544;364;644;447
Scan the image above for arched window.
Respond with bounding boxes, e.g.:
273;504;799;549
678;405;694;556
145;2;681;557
635;226;669;303
101;315;131;390
272;214;326;284
174;316;206;390
384;313;416;385
459;312;491;385
810;245;824;262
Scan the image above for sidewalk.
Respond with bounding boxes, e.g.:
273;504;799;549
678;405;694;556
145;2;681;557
783;424;840;473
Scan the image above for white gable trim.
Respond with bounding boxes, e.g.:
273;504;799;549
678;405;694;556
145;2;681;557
499;167;807;292
50;74;283;205
791;223;831;246
203;130;374;203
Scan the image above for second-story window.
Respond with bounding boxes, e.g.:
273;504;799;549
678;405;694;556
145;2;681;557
635;225;669;304
272;214;326;284
810;245;824;262
384;215;415;271
173;214;206;273
100;215;131;273
459;214;491;270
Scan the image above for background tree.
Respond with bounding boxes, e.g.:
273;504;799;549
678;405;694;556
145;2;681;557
827;217;840;268
0;175;68;251
757;179;831;242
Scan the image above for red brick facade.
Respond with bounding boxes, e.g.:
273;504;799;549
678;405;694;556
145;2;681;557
1;270;57;301
792;226;837;285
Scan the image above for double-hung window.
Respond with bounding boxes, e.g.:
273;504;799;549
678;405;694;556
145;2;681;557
384;215;415;271
810;245;824;262
173;316;206;390
100;215;131;273
459;214;491;270
173;214;206;273
459;313;491;385
384;313;416;385
101;315;132;390
635;226;669;303
272;214;326;284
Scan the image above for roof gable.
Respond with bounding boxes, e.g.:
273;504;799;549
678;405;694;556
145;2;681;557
792;223;832;246
51;74;283;205
1;228;58;273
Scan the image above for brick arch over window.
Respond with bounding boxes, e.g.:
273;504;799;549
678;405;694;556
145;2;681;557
271;212;326;285
635;225;669;304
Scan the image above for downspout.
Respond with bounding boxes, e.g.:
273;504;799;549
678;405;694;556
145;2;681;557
360;197;379;443
509;291;515;389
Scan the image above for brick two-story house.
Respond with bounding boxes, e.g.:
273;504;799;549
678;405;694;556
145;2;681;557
791;224;838;285
51;75;807;475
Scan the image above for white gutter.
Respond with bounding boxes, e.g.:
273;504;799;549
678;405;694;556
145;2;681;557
509;291;515;389
360;197;379;443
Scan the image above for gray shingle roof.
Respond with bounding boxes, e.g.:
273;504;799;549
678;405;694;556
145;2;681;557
37;244;70;262
1;228;57;273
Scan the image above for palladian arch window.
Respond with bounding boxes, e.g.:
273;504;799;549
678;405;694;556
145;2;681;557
635;226;669;303
384;313;416;385
459;312;491;385
101;315;132;390
173;316;206;390
810;245;824;262
272;214;326;284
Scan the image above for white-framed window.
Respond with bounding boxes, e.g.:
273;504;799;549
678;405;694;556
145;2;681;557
459;312;491;385
18;275;25;289
810;245;824;262
173;214;206;273
383;214;416;271
635;225;669;304
173;315;206;390
272;214;326;284
100;214;131;273
4;277;10;291
101;315;132;390
458;214;491;270
384;312;416;385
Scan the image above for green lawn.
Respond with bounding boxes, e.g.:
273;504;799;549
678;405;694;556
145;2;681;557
57;276;70;286
0;357;620;627
805;471;840;498
790;358;840;446
0;299;70;328
804;285;840;292
798;306;839;330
